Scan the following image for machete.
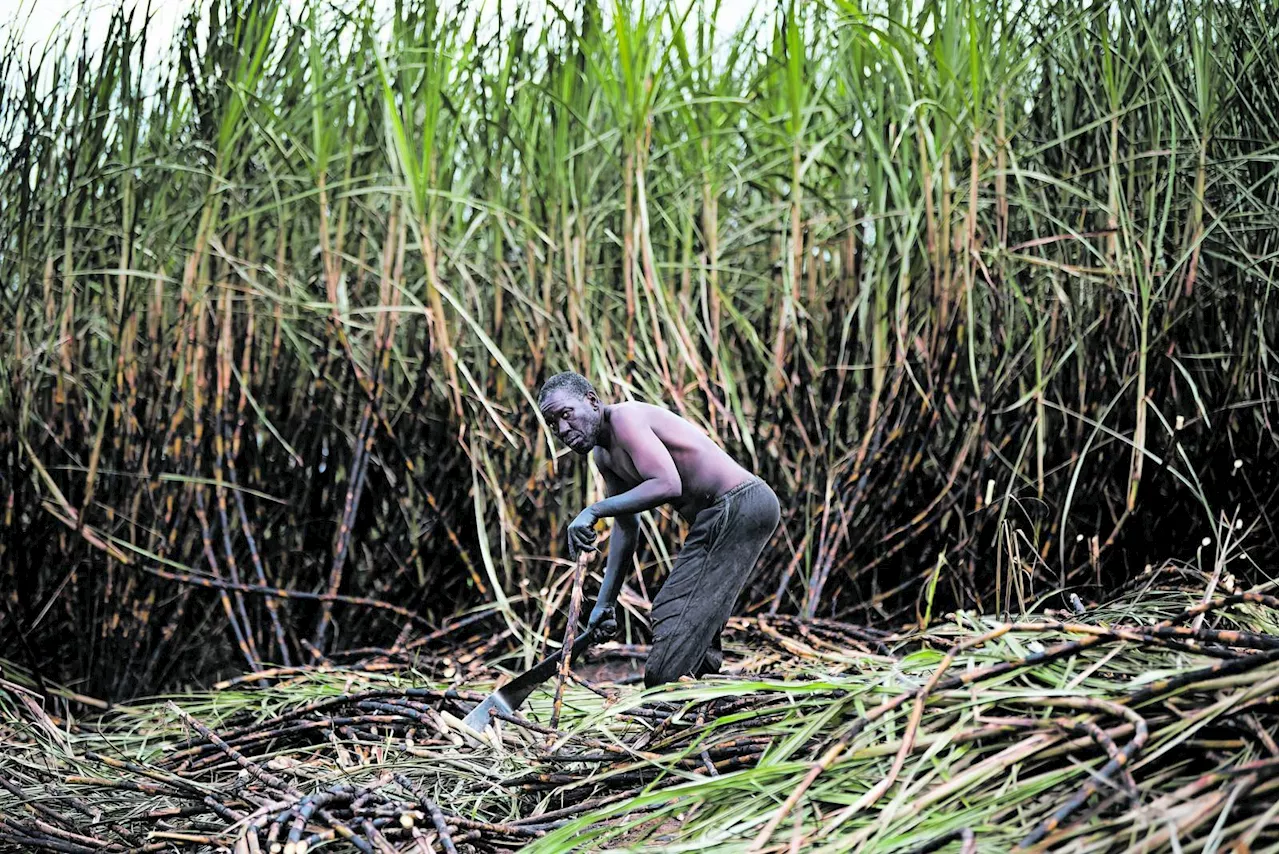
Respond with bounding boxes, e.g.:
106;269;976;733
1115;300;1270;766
462;618;612;732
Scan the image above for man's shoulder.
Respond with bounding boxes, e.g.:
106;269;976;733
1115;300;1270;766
609;402;668;433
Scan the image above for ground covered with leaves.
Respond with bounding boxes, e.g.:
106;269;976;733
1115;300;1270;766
2;574;1276;854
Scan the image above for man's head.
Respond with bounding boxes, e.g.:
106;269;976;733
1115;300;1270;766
538;371;603;455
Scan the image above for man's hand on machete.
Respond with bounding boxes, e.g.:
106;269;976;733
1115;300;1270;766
567;507;599;558
587;603;618;639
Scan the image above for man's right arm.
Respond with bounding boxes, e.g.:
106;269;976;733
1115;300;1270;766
590;466;639;630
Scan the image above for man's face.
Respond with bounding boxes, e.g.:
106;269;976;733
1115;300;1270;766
540;389;602;455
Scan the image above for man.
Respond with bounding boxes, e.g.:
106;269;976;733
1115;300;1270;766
537;371;780;687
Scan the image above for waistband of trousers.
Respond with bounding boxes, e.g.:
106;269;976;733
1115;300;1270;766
715;476;766;504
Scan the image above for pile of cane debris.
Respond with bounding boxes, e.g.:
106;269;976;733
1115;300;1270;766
2;574;1276;853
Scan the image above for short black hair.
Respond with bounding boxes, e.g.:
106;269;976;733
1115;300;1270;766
538;371;596;407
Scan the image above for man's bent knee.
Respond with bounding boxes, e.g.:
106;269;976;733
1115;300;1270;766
644;657;681;688
646;644;721;688
644;643;694;687
643;667;669;689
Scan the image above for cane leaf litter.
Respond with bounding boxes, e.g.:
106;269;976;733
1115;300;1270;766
2;574;1277;852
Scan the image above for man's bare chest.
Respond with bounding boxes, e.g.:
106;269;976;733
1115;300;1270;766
596;447;642;488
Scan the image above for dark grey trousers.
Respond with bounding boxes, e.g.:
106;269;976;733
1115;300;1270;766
645;477;780;687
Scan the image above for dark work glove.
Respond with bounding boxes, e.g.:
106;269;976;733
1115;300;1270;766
567;508;599;559
587;603;617;639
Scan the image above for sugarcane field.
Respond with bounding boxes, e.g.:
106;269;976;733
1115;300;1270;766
0;0;1276;851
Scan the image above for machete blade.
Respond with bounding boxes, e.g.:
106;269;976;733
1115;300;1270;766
461;627;600;733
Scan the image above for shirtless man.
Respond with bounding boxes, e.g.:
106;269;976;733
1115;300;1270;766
537;371;780;687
